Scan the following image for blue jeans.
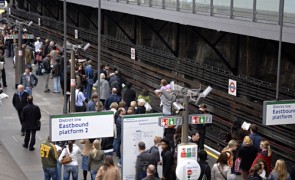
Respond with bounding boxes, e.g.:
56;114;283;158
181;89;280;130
43;167;58;180
85;79;93;100
57;162;62;180
53;76;61;92
90;170;97;180
113;138;121;159
63;165;78;180
44;73;50;91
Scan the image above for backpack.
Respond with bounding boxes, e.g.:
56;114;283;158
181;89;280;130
110;77;120;89
36;63;45;76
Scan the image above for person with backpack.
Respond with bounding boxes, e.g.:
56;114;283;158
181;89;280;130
198;150;211;180
20;67;38;96
109;71;124;96
135;142;155;180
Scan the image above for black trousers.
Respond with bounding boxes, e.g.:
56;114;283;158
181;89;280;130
17;110;25;133
24;129;36;149
2;68;6;86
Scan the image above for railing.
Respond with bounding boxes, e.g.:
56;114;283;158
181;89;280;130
106;0;295;25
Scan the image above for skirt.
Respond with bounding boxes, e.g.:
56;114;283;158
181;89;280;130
81;155;89;170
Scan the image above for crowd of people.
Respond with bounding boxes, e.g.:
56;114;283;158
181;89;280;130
0;26;295;180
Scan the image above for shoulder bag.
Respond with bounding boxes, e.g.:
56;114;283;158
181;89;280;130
217;164;227;180
61;147;72;164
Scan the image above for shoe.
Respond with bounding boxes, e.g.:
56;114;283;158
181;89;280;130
22;144;28;149
29;147;35;151
21;132;25;136
44;89;51;93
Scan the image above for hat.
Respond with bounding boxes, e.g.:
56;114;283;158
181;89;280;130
243;136;252;145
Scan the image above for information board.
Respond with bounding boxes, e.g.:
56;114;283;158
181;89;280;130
177;144;198;164
50;111;114;141
176;159;201;180
122;113;164;180
263;100;295;125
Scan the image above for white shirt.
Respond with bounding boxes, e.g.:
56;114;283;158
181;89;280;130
34;41;43;52
58;144;81;166
75;89;86;106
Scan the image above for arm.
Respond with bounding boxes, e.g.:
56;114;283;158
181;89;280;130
35;106;41;120
58;148;66;162
135;156;141;172
161;90;176;102
88;154;92;171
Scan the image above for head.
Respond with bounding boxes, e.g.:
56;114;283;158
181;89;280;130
110;102;118;110
198;150;208;161
160;79;168;86
91;93;98;102
232;119;242;130
93;139;101;150
227;140;238;151
260;140;269;150
216;152;229;167
199;104;207;112
190;130;200;142
118;108;126;116
273;159;288;179
68;140;75;153
154;136;162;146
130;101;137;108
243;136;252;146
25;67;31;74
17;84;24;92
119;101;126;109
138;142;146;151
146;164;156;176
27;96;33;103
100;73;106;79
49;41;54;46
137;99;146;107
160;138;170;151
250;124;258;134
111;88;117;94
127;107;134;114
103;155;115;170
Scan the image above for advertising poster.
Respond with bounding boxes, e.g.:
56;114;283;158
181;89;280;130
122;113;164;180
50;111;114;141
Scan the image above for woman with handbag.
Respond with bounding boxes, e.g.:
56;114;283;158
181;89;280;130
211;152;232;180
88;139;105;180
59;140;81;180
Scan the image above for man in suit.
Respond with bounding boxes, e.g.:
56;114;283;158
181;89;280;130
12;84;29;136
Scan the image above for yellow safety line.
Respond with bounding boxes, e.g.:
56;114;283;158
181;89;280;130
205;150;218;159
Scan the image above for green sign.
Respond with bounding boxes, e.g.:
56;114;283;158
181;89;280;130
159;116;182;127
189;114;212;124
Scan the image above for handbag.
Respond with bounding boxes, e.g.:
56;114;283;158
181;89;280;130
235;158;241;173
36;120;41;131
61;148;72;164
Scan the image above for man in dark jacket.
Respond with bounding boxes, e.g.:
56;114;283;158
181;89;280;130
42;54;52;92
21;96;41;151
12;85;29;136
52;58;62;93
104;88;122;110
135;142;155;180
123;82;136;108
160;138;176;180
198;150;211;180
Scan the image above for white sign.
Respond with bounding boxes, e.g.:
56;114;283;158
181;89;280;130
18;50;23;56
263;100;295;126
75;29;78;39
131;48;135;60
177;144;198;164
228;79;237;96
38;18;41;26
122;113;164;180
50;111;114;141
176;159;201;180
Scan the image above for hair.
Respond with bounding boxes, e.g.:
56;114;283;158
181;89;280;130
250;124;258;133
140;88;149;96
227;140;238;148
130;101;137;108
27;96;33;103
127;107;134;114
92;139;102;158
138;142;146;150
198;150;208;161
119;101;126;108
160;79;168;86
100;101;104;110
190;130;199;137
68;140;75;153
256;159;267;175
154;136;162;145
232;119;242;131
260;140;272;156
160;138;170;149
117;108;125;115
103;155;115;171
91;93;98;99
272;159;288;180
249;164;261;176
216;152;229;169
243;136;253;145
110;102;118;109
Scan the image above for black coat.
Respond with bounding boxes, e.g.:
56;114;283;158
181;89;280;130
21;103;41;130
161;150;176;179
123;88;136;106
198;160;211;180
135;106;146;114
238;145;258;171
12;91;29;111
